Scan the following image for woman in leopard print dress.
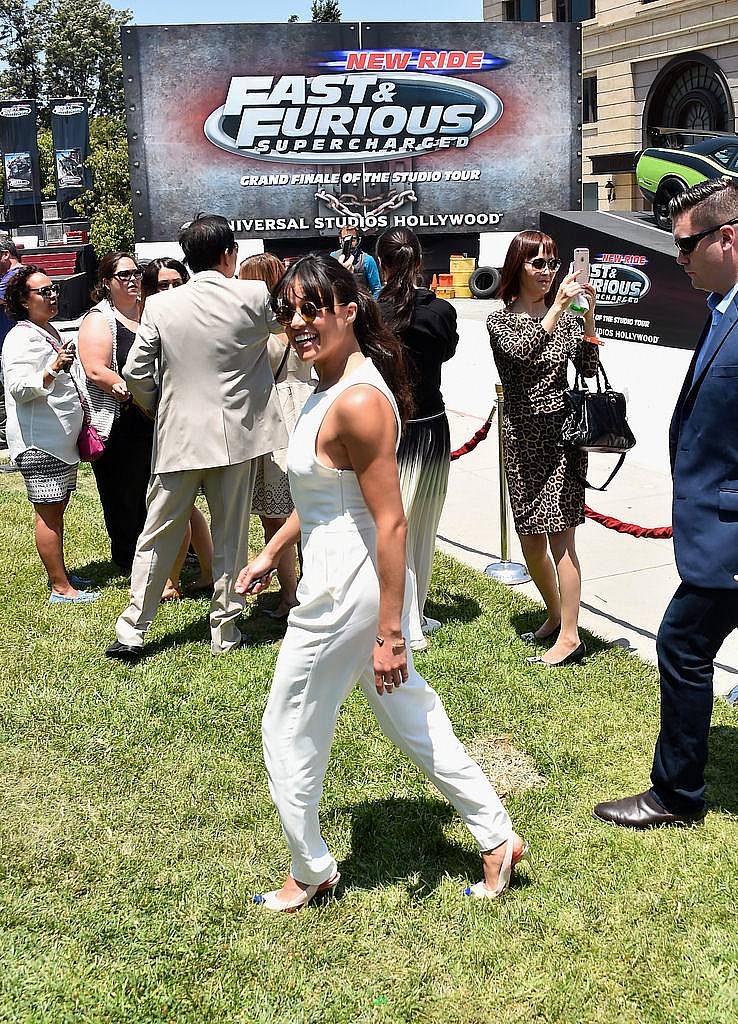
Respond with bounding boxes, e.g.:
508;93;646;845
487;230;599;666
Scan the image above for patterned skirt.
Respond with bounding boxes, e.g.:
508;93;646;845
503;409;587;535
252;447;293;518
16;447;78;504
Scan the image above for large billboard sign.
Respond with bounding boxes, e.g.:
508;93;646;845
122;22;580;242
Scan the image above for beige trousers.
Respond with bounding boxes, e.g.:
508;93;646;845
115;459;256;653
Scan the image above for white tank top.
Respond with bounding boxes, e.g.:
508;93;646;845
287;357;401;536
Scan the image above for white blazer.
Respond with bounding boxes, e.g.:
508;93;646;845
123;272;288;474
1;321;83;465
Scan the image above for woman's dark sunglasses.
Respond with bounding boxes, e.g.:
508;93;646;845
527;257;562;272
157;279;183;291
29;283;60;299
112;268;143;282
674;217;738;255
273;299;329;326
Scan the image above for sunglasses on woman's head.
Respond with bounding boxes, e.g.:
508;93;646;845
28;283;60;299
526;257;561;272
112;268;143;282
673;217;738;255
273;299;330;326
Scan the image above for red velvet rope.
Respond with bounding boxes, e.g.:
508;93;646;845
450;411;495;461
449;414;673;539
584;505;673;539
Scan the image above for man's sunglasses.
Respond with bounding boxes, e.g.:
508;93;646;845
674;217;738;255
273;299;330;326
527;257;562;272
29;284;60;300
112;268;143;282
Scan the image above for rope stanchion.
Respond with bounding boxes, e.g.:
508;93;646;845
584;504;673;539
484;385;531;585
450;408;495;461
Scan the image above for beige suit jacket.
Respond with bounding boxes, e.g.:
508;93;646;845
123;271;288;474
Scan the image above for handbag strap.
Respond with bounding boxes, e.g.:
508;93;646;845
274;344;290;383
83;299;119;372
39;328;92;427
577;452;627;492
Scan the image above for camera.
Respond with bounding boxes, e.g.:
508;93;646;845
341;236;353;259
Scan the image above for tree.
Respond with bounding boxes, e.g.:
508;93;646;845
311;0;341;21
43;0;131;117
287;13;299;21
0;0;131;117
0;0;44;101
71;116;133;256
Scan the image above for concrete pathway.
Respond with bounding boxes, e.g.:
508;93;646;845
439;299;738;699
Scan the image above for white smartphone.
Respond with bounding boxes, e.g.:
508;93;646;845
569;247;590;314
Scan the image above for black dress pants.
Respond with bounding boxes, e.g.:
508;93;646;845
92;404;154;572
650;582;738;816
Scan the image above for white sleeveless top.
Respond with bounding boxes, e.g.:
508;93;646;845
287;357;401;537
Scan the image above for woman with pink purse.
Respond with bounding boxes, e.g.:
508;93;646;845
1;265;101;605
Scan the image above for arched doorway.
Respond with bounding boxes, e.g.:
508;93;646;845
643;54;734;149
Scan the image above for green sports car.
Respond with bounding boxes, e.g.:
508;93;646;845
635;136;738;230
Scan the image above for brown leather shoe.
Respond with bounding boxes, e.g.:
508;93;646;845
592;790;704;829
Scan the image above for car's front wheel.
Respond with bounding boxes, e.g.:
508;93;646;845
653;178;686;231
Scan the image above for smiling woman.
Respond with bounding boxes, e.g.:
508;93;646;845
236;253;527;911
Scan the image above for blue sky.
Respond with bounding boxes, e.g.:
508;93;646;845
109;0;483;24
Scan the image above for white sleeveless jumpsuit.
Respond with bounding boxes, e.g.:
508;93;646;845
262;358;512;886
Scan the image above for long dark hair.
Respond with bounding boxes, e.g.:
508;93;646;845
273;253;414;423
91;251;139;304
140;257;189;312
496;230;558;308
375;226;423;336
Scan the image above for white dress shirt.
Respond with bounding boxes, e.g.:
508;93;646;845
1;320;83;464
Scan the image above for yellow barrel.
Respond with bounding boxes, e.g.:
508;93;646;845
452;271;472;288
450;256;476;274
454;285;473;299
436;286;456;299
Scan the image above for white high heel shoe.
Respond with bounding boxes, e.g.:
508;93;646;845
253;872;341;912
464;837;529;899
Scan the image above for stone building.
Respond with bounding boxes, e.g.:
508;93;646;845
483;0;738;212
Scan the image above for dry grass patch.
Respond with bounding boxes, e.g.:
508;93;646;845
465;733;547;799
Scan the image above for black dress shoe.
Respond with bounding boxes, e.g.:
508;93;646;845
593;790;704;830
527;641;586;667
106;641;144;662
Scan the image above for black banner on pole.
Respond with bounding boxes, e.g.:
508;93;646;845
0;99;41;212
50;98;92;206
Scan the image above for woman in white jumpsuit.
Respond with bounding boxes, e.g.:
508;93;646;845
237;255;528;911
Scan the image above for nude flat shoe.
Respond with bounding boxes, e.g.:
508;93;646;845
464;838;529;899
252;871;341;912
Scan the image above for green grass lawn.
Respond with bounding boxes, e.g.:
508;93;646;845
2;469;738;1024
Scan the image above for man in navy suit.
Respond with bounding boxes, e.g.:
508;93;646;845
594;177;738;829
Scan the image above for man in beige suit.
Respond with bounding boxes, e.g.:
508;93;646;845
107;215;287;660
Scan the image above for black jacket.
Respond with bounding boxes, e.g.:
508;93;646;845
379;288;458;419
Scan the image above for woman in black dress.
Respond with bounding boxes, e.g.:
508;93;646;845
487;230;599;667
376;227;458;652
78;252;152;572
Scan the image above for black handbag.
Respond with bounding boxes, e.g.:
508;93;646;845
561;362;636;491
